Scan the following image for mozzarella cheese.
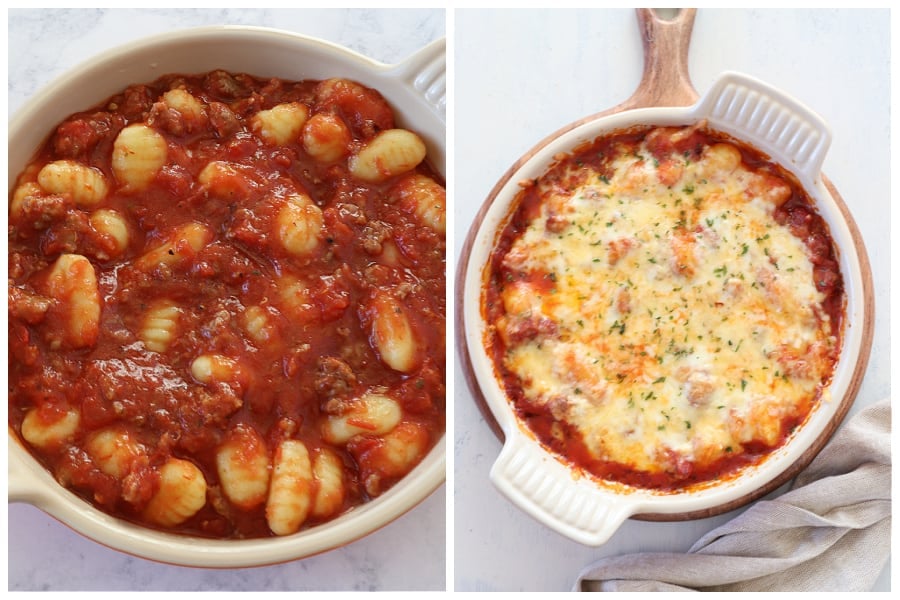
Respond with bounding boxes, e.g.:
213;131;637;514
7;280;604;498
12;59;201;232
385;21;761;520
490;126;840;487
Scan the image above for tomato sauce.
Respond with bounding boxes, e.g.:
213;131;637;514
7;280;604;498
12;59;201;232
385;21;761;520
8;71;445;538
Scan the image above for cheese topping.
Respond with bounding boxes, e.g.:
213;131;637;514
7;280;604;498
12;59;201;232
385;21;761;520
488;125;841;488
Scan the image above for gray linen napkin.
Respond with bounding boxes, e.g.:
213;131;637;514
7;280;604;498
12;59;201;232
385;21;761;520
574;399;891;592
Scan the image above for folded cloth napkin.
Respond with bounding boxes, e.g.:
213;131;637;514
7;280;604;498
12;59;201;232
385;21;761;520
574;399;891;592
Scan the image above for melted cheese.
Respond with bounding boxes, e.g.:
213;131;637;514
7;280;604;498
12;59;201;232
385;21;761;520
493;127;838;485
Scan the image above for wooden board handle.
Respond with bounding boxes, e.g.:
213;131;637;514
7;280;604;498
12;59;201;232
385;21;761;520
624;8;699;110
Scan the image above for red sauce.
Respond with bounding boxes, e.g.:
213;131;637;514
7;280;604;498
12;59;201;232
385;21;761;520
8;71;445;538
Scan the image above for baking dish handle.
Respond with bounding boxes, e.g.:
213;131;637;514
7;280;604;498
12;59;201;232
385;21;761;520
387;37;446;123
490;432;632;546
695;71;832;184
8;434;55;505
624;8;699;110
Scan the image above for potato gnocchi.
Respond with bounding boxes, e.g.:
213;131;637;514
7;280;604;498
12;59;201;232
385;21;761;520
9;69;445;538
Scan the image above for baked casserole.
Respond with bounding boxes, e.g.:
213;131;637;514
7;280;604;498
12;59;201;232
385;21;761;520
482;123;843;490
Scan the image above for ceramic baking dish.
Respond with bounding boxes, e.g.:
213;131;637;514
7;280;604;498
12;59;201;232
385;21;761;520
458;9;873;546
7;25;446;568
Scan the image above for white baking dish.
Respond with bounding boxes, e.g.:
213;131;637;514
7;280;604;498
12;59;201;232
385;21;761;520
460;70;872;546
7;25;446;568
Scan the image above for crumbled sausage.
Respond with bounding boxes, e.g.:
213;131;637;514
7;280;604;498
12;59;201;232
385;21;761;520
313;78;394;138
204;70;249;100
116;84;155;121
360;220;392;255
8;284;52;324
10;192;71;231
314;356;358;402
52;112;126;160
40;211;90;256
208;101;242;138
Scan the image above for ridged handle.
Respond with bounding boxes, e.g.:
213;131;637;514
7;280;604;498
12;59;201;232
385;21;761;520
695;71;832;184
389;37;446;121
490;432;631;546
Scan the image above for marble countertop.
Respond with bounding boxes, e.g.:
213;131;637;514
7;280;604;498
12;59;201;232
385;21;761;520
453;8;890;592
6;8;446;592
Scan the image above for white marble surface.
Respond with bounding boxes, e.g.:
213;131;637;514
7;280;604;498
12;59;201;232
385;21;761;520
6;8;446;592
453;8;890;592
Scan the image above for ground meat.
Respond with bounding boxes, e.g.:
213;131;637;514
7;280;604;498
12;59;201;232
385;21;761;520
120;461;156;508
52;111;126;160
204;70;250;101
8;284;52;325
335;202;367;225
208;101;242;138
40;210;91;256
314;356;358;402
10;192;71;232
504;314;558;345
313;78;394;138
147;102;192;137
116;84;155;121
360;220;392;255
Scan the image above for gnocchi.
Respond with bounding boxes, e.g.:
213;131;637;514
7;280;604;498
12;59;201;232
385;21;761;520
191;353;245;388
112;124;168;191
142;458;208;528
311;448;345;520
139;299;181;353
302;113;351;162
265;439;313;536
349;129;427;183
367;291;420;373
10;181;45;222
20;406;80;451
89;209;130;257
251;102;309;146
198;160;254;200
354;421;430;497
390;172;446;235
276;275;318;324
322;391;402;445
9;69;444;539
85;426;145;478
276;193;325;257
135;222;213;272
216;425;271;510
241;305;278;345
37;160;108;207
42;254;101;349
161;88;207;128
